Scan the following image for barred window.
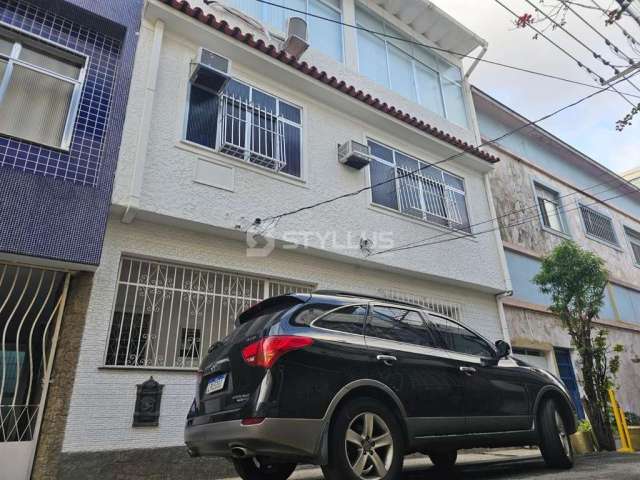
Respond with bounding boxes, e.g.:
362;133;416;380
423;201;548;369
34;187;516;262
580;204;618;246
186;78;302;177
369;140;470;231
625;227;640;265
105;258;313;369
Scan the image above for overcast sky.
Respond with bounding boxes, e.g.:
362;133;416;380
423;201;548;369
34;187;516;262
431;0;640;175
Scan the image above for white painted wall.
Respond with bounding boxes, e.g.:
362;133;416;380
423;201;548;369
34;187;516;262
62;217;504;452
112;5;508;293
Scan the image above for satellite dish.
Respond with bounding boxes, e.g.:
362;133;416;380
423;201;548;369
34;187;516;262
283;16;309;58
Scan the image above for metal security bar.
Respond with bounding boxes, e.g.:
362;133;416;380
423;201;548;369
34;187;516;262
580;205;619;245
217;94;287;172
0;265;68;443
397;168;462;224
378;288;463;321
105;258;314;370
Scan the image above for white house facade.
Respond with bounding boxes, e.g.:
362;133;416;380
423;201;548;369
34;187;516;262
58;0;511;475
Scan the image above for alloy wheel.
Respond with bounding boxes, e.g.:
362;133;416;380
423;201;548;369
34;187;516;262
344;412;394;480
555;412;572;459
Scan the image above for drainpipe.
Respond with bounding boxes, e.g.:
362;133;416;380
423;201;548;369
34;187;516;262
496;290;513;343
122;19;165;224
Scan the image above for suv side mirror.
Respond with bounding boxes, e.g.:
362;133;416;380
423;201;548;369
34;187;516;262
495;340;511;359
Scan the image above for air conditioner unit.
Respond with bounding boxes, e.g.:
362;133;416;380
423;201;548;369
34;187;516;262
282;16;309;58
190;48;231;93
338;140;371;170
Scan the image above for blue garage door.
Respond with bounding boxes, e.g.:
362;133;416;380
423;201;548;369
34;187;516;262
554;348;585;419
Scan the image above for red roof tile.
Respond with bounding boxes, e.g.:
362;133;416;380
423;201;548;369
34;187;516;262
160;0;500;164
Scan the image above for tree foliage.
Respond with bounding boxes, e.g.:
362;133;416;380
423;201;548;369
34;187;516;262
534;240;623;451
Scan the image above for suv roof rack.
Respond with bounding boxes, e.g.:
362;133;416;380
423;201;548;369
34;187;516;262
311;290;425;310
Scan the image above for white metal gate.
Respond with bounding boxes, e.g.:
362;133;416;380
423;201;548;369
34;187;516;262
0;264;69;480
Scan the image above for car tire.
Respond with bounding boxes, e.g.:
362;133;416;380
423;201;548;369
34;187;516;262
321;397;404;480
428;450;457;469
538;399;574;469
232;457;297;480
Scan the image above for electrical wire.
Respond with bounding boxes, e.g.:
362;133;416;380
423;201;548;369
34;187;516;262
367;172;640;257
253;72;633;227
250;0;640;98
498;0;638;108
560;0;636;64
590;0;640;57
368;180;640;257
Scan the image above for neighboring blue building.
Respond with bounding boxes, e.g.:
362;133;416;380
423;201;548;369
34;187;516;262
0;1;142;478
474;88;640;418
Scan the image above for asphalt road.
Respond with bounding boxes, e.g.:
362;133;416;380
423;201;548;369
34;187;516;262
282;452;640;480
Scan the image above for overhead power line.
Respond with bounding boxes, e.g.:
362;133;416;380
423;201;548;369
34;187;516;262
249;0;640;98
368;179;640;257
368;172;640;257
253;72;634;228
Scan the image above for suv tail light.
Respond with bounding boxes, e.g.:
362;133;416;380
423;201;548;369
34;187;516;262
242;336;313;368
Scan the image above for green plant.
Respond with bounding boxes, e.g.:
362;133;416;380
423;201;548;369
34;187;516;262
534;241;625;451
577;419;592;433
625;412;640;427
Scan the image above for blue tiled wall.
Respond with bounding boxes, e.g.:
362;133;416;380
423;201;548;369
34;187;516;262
0;0;142;266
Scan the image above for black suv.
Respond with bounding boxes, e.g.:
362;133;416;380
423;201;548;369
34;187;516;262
185;292;577;480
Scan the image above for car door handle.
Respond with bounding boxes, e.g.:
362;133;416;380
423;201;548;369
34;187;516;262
376;354;397;366
459;366;477;375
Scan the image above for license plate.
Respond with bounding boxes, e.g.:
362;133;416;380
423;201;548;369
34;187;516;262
205;373;227;394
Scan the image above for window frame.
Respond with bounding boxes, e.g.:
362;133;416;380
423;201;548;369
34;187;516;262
367;137;471;231
354;3;468;127
578;202;621;249
624;225;640;267
364;302;442;349
426;312;497;361
532;180;570;237
0;22;88;151
310;303;369;336
183;76;304;179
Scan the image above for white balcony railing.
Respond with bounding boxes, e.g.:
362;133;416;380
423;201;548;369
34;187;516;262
217;94;288;172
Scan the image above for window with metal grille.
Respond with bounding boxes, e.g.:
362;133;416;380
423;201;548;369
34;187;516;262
625;227;640;265
0;26;86;150
377;288;463;321
369;140;470;231
186;78;302;177
535;183;567;233
104;257;314;369
579;204;619;246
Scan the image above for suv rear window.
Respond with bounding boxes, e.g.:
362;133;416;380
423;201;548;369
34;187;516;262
227;296;303;342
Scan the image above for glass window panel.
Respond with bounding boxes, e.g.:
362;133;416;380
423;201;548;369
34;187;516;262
281;123;301;176
186;85;219;149
224;79;251;100
367;307;439;347
357;29;388;88
451;190;470;232
428;315;494;357
252;89;277;112
309;0;343;62
395;152;419;172
227;0;262;22
444;172;464;191
314;305;367;334
19;45;81;79
413;45;440;71
279;100;301;124
415;64;444;116
0;58;6;81
388;44;416;101
369;141;393;163
355;6;385;32
442;78;467;127
370;160;398;210
0;63;74;148
439;60;462;82
262;0;289;32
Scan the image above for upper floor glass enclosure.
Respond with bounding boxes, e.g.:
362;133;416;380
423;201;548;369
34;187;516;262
223;0;471;129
